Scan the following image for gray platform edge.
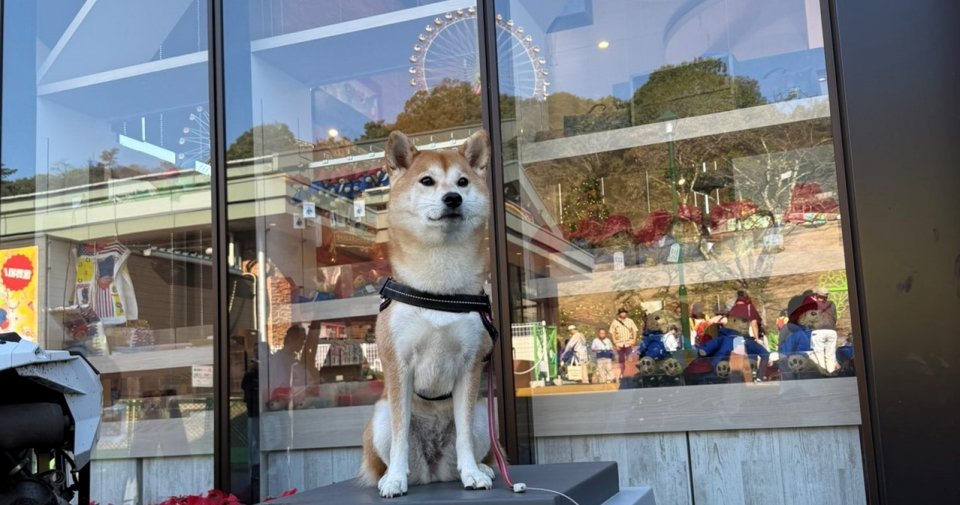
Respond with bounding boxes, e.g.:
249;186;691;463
601;487;656;505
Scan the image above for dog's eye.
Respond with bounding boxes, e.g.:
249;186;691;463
457;177;469;187
419;176;435;186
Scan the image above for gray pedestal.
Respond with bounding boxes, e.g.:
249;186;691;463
261;462;626;505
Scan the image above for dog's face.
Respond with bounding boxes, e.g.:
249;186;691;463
385;130;491;244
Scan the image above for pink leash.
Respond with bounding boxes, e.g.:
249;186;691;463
486;360;517;490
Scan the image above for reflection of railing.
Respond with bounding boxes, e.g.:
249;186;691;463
94;397;216;459
528;223;845;298
520;97;830;163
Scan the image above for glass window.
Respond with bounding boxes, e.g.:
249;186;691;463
224;1;484;501
495;0;864;501
1;1;213;503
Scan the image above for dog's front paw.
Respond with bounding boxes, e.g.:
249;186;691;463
460;466;494;490
478;463;496;480
378;472;408;498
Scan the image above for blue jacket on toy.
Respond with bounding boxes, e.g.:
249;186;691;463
636;331;670;361
779;326;813;353
698;327;770;368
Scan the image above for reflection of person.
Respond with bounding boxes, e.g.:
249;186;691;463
561;325;588;365
240;357;260;502
689;302;707;349
591;328;615;383
662;325;680;352
733;290;765;346
268;326;308;407
609;308;639;378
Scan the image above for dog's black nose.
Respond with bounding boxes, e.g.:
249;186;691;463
442;192;462;209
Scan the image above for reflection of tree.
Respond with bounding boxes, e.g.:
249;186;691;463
729;118;835;217
226;123;300;160
2;149;164;197
631;58;765;126
513;59;840;330
356;120;391;143
393;80;482;133
0;164;36;197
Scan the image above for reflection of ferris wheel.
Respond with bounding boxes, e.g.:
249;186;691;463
409;7;549;100
178;105;210;172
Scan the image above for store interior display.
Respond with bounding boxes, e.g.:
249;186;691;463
693;302;770;383
635;310;683;382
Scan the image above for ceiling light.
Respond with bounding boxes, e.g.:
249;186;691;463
597;40;610;49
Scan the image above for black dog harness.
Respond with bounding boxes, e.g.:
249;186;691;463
379;278;499;402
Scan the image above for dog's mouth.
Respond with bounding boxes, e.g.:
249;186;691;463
429;211;464;222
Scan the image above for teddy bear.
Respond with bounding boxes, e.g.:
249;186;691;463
778;295;839;377
635;310;683;377
696;303;769;381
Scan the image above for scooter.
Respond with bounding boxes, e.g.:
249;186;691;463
0;332;102;505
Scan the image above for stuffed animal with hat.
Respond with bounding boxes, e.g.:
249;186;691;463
778;295;821;375
635;310;683;377
696;302;769;380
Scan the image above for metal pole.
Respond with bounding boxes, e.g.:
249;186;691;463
208;0;231;492
667;133;691;348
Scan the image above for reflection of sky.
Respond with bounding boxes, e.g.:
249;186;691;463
2;0;210;178
3;0;826;179
502;0;826;100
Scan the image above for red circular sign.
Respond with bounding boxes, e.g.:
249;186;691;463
1;254;34;291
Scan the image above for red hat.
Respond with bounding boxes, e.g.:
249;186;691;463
788;295;819;324
726;302;756;321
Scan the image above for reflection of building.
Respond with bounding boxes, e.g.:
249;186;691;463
2;1;955;505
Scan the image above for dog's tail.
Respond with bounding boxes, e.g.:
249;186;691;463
357;421;387;487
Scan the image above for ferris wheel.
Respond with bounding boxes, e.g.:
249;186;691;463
408;7;549;100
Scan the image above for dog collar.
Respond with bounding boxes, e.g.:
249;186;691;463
378;278;499;402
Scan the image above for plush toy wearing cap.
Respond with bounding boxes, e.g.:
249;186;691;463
635;311;683;377
779;295;841;376
696;303;769;380
779;296;819;359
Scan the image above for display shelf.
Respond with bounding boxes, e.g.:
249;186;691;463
286;295;380;324
519;96;830;164
256;377;858;452
38;51;206;97
260;404;374;451
526;224;846;299
93;410;213;460
529;376;860;436
250;0;472;52
89;345;211;374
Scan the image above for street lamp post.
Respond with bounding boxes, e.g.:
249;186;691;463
661;112;691;349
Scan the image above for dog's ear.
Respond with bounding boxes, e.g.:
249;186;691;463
385;130;417;174
459;129;490;174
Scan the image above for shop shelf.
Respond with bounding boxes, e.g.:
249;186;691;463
526;223;846;299
286;295;381;324
89;345;212;374
519;96;831;164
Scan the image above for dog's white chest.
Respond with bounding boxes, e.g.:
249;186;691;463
389;304;485;394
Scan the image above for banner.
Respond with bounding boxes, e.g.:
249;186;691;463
0;246;39;341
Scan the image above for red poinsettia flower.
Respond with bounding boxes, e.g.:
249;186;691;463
263;488;298;502
676;204;703;224
634;210;673;245
566;217;604;242
594;214;633;242
709;200;759;226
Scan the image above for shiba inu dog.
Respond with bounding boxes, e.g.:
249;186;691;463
358;130;496;497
